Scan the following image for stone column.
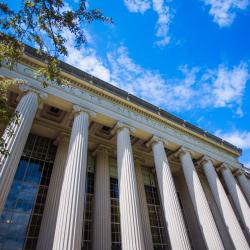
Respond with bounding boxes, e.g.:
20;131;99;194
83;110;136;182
37;133;69;250
134;161;154;250
52;106;95;250
201;157;249;250
150;137;191;250
115;122;145;250
0;87;45;213
177;148;224;250
235;170;250;204
219;164;250;235
92;145;111;250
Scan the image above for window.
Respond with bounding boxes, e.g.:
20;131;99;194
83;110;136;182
0;135;56;250
81;156;95;250
110;159;121;250
142;167;169;250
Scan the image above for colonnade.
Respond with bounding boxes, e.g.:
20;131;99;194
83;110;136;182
0;91;250;250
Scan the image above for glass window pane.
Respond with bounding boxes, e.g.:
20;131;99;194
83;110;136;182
82;159;95;250
0;134;56;250
142;167;169;249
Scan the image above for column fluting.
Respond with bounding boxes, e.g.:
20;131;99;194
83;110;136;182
220;165;250;235
37;134;69;250
116;124;145;250
52;107;91;250
152;139;191;250
135;161;154;250
235;171;250;204
92;145;111;250
0;90;40;213
201;158;249;249
178;148;224;250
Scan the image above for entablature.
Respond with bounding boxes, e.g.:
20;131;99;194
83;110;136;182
0;58;242;170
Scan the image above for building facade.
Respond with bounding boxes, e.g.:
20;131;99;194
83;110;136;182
0;47;250;250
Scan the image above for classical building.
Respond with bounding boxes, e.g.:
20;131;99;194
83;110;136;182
0;46;250;250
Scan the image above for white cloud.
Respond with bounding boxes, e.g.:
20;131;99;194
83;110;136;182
63;30;111;82
124;0;151;13
107;46;171;105
200;62;249;115
152;0;171;46
215;130;250;168
107;46;249;114
215;130;250;149
202;0;249;27
123;0;172;46
244;161;250;168
65;46;111;82
63;33;248;115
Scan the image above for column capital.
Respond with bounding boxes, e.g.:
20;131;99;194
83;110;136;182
19;84;48;100
92;144;111;156
145;136;168;148
233;168;245;177
217;163;233;173
19;84;48;109
175;146;194;158
197;155;215;168
72;105;96;118
111;121;136;135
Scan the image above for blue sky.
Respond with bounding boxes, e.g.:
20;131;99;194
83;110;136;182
7;0;250;167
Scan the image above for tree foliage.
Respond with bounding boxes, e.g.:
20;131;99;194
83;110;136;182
0;80;20;156
0;0;111;154
0;0;111;85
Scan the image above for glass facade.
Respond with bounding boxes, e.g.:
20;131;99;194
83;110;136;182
0;133;172;250
82;156;95;250
142;167;169;250
109;159;121;250
0;135;57;250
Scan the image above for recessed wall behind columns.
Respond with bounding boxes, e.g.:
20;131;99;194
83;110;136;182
198;170;234;250
173;169;205;249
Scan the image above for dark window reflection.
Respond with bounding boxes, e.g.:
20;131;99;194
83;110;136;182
110;177;121;250
143;168;169;250
0;135;56;250
82;168;95;250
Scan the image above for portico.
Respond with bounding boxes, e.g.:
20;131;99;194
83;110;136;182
0;50;249;250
